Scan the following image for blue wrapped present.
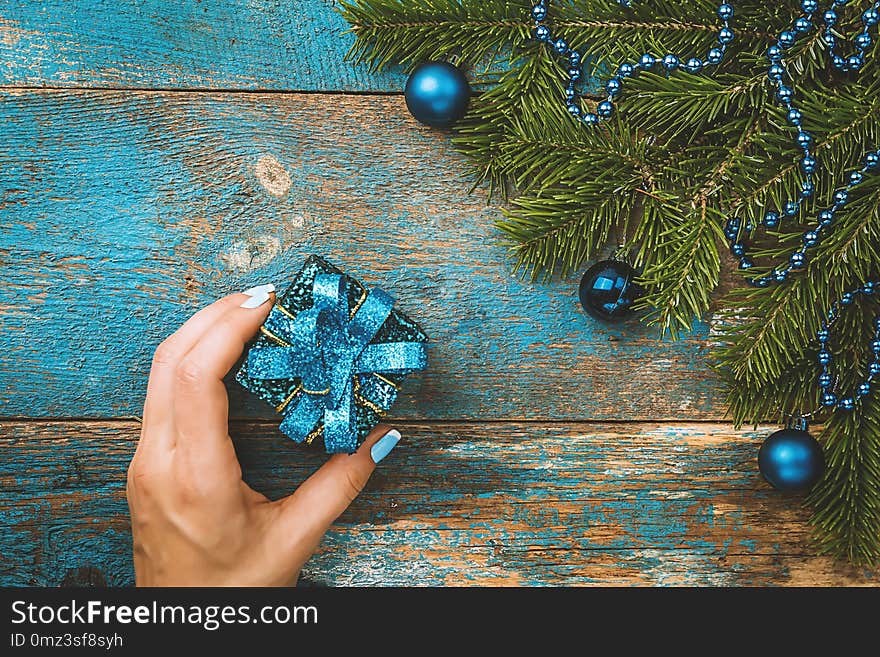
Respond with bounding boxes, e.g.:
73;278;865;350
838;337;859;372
236;255;428;453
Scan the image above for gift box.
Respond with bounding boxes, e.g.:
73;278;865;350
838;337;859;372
236;255;428;453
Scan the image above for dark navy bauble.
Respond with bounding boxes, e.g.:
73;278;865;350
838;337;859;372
578;260;644;322
758;429;825;492
404;62;471;128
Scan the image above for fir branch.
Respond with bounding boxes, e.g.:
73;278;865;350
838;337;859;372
809;393;880;565
341;0;880;566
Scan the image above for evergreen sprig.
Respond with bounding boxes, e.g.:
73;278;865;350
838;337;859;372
340;0;880;566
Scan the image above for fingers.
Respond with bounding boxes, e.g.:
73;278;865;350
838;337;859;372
272;425;401;555
172;285;276;447
143;294;246;427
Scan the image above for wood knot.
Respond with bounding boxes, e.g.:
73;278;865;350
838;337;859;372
254;155;292;198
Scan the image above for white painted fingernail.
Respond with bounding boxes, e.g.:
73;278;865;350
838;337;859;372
242;283;275;297
240;283;275;308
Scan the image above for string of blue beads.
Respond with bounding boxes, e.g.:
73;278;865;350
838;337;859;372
529;1;880;416
531;1;879;286
816;282;880;411
530;1;735;126
726;151;879;286
724;1;880;285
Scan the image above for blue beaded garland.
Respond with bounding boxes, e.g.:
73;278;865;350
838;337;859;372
528;1;880;430
811;282;880;413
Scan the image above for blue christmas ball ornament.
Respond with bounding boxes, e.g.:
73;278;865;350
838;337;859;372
779;31;796;48
534;25;551;42
801;154;815;171
855;33;872;49
768;65;785;80
579;259;644;322
718;4;734;19
758;429;824;492
707;48;724;64
639;53;656;68
867;152;879;168
597;101;614;118
531;4;547;21
606;78;622;96
404;62;471;128
777;85;793;102
768;45;783;61
823;9;837;25
618;63;635;77
583;112;600;125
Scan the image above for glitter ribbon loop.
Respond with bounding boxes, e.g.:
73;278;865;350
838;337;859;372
246;273;428;453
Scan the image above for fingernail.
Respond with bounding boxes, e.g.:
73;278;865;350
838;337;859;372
370;429;401;464
240;283;275;309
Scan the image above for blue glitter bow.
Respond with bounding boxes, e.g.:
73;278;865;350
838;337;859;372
246;273;427;453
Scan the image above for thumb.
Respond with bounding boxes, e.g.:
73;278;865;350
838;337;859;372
271;424;401;554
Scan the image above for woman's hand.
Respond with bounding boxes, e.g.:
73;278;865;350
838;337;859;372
126;286;401;586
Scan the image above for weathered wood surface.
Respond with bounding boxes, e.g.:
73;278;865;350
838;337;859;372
2;420;875;586
2;0;875;587
0;0;405;91
0;89;722;421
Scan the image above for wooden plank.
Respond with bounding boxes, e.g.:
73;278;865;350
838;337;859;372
1;420;875;586
0;89;723;421
0;0;406;92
